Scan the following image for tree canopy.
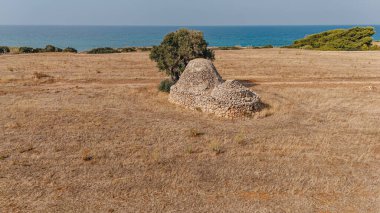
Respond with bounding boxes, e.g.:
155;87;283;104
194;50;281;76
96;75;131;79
288;27;377;51
150;29;214;82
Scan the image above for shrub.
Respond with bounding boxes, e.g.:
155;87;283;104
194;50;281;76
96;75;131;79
369;45;380;51
0;46;10;54
261;45;273;48
217;46;242;50
118;47;137;53
138;47;152;52
87;47;119;54
45;45;56;52
150;28;214;82
33;48;45;53
45;45;62;52
288;27;376;51
19;47;34;53
248;46;261;49
158;79;174;93
301;45;313;50
33;72;51;79
63;47;78;53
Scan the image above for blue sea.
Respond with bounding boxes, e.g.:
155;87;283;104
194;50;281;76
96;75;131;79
0;25;379;51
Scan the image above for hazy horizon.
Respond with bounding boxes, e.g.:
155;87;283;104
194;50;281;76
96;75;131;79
1;0;379;26
1;24;380;27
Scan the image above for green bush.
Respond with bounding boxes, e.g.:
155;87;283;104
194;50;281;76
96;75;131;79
0;46;10;54
118;47;137;53
150;28;214;82
288;27;376;51
45;45;62;52
138;47;152;52
87;47;119;54
248;46;261;49
19;47;34;53
261;45;273;48
63;47;78;53
369;45;380;51
217;46;242;50
33;48;45;53
158;79;174;93
301;45;313;50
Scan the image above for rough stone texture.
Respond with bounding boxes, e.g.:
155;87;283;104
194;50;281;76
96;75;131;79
169;58;262;118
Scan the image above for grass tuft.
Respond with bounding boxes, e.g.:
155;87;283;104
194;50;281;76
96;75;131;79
81;149;93;161
209;140;224;155
188;128;204;137
33;72;51;79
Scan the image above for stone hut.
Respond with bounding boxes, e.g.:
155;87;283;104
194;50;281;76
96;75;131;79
169;58;262;118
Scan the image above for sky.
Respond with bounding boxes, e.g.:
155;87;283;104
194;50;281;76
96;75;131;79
0;0;379;26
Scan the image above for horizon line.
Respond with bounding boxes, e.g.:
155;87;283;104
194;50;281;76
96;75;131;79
1;24;379;27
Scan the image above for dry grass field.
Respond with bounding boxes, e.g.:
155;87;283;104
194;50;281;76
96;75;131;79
1;49;379;212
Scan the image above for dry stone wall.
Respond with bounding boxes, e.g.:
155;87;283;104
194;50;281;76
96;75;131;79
169;58;262;118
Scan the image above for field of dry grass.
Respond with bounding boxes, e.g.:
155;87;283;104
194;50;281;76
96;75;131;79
1;49;379;212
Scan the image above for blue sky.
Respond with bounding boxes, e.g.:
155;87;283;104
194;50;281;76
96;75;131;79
0;0;379;25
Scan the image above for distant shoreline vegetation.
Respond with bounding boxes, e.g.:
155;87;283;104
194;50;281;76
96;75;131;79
0;45;78;54
0;45;276;54
285;27;380;51
0;27;379;54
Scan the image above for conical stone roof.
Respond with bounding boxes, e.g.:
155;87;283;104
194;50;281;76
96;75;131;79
172;59;223;95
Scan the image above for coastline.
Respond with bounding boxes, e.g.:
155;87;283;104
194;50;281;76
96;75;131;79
1;25;379;51
1;43;380;55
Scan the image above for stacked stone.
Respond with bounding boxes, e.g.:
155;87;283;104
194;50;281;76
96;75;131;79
169;58;262;118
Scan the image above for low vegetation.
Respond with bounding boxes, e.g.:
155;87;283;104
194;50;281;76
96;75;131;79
188;128;204;137
0;45;147;54
63;47;78;53
33;72;52;79
44;45;62;52
261;45;274;48
18;47;34;53
150;28;215;82
214;45;273;50
0;45;77;54
158;79;174;93
32;48;45;53
138;47;152;51
287;27;378;51
87;47;119;54
87;47;151;54
217;46;243;50
31;45;63;53
0;46;10;54
117;47;137;53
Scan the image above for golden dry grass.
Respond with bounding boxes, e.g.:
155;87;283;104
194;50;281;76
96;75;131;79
0;49;379;212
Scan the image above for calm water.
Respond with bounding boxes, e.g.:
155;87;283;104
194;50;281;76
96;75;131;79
0;25;379;51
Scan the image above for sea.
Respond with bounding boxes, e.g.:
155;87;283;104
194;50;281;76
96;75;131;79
0;25;379;51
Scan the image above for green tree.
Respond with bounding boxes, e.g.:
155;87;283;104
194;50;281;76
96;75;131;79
288;27;376;51
150;29;215;82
